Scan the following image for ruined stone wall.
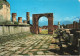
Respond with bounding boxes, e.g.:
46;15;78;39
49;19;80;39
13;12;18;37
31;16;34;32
0;26;30;36
0;1;10;22
66;21;80;29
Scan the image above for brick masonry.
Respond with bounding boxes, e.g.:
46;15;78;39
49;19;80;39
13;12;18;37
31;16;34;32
66;20;80;29
31;13;53;34
12;13;17;22
26;12;30;24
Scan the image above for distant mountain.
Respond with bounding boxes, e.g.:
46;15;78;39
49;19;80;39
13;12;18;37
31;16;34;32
54;21;73;25
61;21;73;25
30;20;79;26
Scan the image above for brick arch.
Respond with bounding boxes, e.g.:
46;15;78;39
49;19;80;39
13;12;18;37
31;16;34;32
31;13;53;34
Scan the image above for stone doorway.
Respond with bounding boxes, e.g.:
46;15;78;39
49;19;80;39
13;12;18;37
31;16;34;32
31;13;53;34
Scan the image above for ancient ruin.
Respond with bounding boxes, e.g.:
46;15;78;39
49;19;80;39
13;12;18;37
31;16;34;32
66;20;80;29
18;17;22;23
0;0;80;55
31;13;53;34
12;13;17;22
26;12;30;24
0;0;10;22
23;20;27;24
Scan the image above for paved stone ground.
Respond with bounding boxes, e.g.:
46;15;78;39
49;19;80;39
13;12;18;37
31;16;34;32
0;34;60;56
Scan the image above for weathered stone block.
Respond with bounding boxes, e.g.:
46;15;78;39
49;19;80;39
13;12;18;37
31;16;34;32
18;17;22;23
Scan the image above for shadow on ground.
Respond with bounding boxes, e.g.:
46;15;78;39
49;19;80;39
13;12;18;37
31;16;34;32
49;41;79;55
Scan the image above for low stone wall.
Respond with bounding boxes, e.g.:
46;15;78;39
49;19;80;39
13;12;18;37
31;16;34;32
0;25;30;36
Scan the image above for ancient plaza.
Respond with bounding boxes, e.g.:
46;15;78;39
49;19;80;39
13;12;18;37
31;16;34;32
0;34;57;56
0;0;80;56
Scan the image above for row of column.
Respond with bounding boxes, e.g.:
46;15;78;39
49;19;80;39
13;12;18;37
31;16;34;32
12;12;30;24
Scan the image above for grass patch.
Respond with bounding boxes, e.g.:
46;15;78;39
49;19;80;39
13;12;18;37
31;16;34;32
40;30;48;34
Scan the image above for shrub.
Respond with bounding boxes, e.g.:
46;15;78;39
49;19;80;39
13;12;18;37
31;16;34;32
14;21;19;25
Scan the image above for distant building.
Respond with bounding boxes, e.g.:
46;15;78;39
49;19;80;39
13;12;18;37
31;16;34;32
42;25;58;30
66;19;80;29
58;21;60;29
53;25;58;30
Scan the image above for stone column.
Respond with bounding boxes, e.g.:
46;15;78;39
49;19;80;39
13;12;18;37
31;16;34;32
12;13;17;22
18;17;22;23
26;12;30;24
58;22;60;29
23;20;27;24
48;14;53;34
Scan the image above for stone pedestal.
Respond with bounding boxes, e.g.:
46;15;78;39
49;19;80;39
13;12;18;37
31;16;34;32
23;20;27;24
18;17;22;23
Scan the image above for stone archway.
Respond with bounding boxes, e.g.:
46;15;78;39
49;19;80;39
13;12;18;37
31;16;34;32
31;13;53;34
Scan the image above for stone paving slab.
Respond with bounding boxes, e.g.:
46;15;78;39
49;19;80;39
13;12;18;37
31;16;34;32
0;51;9;55
0;34;58;56
9;47;21;51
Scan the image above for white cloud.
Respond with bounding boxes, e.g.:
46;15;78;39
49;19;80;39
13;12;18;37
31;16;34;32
22;17;32;21
79;0;80;2
30;16;48;22
63;16;80;22
54;16;79;23
30;17;32;20
39;17;48;22
22;17;26;20
30;17;32;19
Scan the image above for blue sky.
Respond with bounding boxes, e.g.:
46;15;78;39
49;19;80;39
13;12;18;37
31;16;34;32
7;0;80;26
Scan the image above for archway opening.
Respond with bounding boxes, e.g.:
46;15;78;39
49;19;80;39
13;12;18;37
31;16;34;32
31;13;53;34
38;16;48;34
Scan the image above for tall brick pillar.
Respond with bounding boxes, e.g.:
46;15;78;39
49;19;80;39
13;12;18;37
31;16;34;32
12;13;17;22
18;17;22;23
26;12;30;24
